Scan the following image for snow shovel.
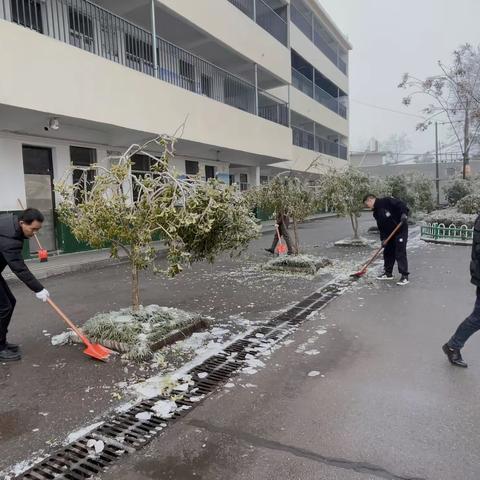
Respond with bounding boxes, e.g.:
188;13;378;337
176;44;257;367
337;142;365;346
274;225;288;255
17;199;48;262
47;298;112;361
350;222;403;279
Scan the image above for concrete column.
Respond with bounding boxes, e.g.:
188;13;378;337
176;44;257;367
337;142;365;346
151;0;158;77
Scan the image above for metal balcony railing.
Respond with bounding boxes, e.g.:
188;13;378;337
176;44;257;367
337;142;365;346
291;3;347;75
292;69;347;119
292;126;347;160
227;0;288;46
1;0;288;127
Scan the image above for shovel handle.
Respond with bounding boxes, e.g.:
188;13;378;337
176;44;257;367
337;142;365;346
17;198;44;251
360;222;404;273
46;298;89;344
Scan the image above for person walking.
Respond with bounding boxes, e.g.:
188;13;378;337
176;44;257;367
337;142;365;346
265;211;294;255
363;194;410;286
0;208;50;362
442;213;480;368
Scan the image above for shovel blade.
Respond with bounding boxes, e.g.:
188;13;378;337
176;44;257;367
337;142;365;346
83;343;112;362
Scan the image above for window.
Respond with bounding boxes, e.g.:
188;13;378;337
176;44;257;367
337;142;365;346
125;33;154;71
239;173;248;192
260;175;269;185
179;59;195;91
100;19;119;60
205;165;215;180
70;146;96;204
131;154;155;202
11;0;43;33
68;6;94;51
201;74;212;98
185;160;199;176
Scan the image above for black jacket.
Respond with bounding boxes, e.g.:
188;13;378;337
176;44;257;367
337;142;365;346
373;197;409;239
471;215;480;287
0;214;44;292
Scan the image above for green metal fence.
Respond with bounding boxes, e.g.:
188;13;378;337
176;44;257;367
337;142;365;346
420;222;473;245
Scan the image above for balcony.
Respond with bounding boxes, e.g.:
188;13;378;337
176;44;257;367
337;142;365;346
228;0;288;46
292;68;347;119
291;2;347;75
292;125;347;160
0;0;288;127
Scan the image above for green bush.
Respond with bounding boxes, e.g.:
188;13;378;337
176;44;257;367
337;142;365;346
457;193;480;214
443;179;474;206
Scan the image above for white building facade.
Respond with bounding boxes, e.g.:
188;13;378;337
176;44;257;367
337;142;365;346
0;0;350;254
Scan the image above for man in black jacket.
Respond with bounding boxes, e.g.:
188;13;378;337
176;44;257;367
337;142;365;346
0;209;50;362
442;214;480;368
363;194;410;286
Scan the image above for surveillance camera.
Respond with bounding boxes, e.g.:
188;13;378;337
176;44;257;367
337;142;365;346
48;117;60;131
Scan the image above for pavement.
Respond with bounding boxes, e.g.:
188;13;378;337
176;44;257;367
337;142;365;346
0;213;366;475
3;215;479;480
98;235;479;479
3;214;337;284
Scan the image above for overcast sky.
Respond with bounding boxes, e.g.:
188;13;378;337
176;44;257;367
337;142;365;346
320;0;480;156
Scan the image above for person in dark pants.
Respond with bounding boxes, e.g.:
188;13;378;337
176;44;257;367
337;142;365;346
442;213;480;368
0;209;50;362
363;194;410;286
265;212;294;255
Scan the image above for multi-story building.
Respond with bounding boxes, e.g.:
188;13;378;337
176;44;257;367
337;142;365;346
0;0;350;254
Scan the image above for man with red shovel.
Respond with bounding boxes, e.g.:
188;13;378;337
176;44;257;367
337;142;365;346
363;194;410;286
0;209;50;362
265;211;294;255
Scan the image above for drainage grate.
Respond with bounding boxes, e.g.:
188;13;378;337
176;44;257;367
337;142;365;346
15;278;353;479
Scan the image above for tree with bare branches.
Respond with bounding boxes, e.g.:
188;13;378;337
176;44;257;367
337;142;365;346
399;44;480;178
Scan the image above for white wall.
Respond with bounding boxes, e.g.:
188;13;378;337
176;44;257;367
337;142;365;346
291;24;349;94
290;87;349;137
0;137;24;211
156;0;291;84
0;22;293;163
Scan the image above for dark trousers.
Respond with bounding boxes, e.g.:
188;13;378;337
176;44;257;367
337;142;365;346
448;287;480;350
0;276;16;349
383;227;409;276
271;223;294;254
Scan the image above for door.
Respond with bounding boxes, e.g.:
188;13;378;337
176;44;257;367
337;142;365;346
22;146;56;253
205;165;215;180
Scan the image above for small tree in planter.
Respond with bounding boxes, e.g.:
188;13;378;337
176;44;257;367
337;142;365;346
248;175;318;254
318;167;370;244
56;136;260;311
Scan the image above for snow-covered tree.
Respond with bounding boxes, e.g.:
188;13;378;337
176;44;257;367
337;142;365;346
317;167;370;240
56;136;259;310
248;175;318;254
380;133;412;164
399;43;480;178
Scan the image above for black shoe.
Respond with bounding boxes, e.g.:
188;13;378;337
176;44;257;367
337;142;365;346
265;248;274;254
396;276;410;286
442;343;468;368
0;348;22;362
5;343;20;353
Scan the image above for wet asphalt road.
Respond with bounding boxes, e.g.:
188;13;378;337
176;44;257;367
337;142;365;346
97;238;480;479
1;216;373;474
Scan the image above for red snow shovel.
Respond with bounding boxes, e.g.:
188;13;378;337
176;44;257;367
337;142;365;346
47;298;112;361
17;199;48;262
274;225;288;255
350;222;403;279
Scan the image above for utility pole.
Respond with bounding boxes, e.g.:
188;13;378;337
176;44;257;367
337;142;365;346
435;121;440;207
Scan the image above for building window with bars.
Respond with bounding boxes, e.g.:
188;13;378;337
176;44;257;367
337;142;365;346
68;6;94;51
10;0;43;33
70;146;97;205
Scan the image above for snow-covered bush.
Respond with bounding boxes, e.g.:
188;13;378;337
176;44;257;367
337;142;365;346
457;193;480;214
424;208;476;227
443;178;474;206
264;254;332;275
